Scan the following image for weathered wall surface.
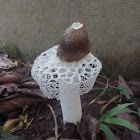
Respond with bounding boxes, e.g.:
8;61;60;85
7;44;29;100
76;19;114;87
0;0;140;79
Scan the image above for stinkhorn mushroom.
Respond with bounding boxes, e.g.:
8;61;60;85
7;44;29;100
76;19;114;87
31;22;102;124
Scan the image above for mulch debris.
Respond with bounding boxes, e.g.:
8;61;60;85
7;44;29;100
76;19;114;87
0;54;140;140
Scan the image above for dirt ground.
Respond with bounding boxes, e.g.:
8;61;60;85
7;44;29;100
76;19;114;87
13;77;121;140
0;57;140;140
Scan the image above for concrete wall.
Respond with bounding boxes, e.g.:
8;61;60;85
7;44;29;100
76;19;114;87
0;0;140;79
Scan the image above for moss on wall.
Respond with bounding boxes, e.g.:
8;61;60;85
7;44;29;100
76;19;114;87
0;42;23;59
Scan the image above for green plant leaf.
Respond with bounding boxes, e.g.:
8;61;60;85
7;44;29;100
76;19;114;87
0;128;24;140
103;118;139;133
117;86;130;100
99;123;115;140
100;95;120;114
100;103;134;121
124;108;138;115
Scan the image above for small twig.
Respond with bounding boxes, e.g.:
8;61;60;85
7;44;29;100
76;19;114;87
96;81;117;89
35;103;45;119
99;74;111;80
118;75;134;96
100;95;120;114
105;75;109;88
89;75;109;106
47;104;58;137
95;100;108;105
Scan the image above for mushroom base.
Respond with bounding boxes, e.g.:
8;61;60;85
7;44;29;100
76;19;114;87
59;81;82;124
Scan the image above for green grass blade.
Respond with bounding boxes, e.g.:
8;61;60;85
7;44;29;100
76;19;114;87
117;86;130;100
100;103;134;121
124;108;138;115
104;118;139;133
99;123;115;140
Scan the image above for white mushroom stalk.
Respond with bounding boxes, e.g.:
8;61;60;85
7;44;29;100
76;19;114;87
31;22;102;124
59;81;82;124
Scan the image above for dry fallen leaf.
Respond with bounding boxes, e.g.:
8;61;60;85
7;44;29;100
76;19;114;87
3;115;27;132
0;72;24;83
130;130;140;140
127;79;140;93
3;118;22;131
0;87;7;96
77;115;98;140
88;116;98;140
115;135;121;140
118;76;134;96
0;94;44;114
0;54;14;69
7;111;21;120
20;81;39;88
123;128;140;140
17;88;46;99
127;79;140;88
14;61;18;66
116;113;140;130
0;68;5;76
0;83;18;92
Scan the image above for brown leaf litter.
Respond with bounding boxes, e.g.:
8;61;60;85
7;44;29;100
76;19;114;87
0;54;140;140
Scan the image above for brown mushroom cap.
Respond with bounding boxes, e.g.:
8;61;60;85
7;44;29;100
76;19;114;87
57;22;91;62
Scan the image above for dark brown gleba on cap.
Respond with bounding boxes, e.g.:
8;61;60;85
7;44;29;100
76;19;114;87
57;22;91;62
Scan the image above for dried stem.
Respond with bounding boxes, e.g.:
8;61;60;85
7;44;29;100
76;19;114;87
47;104;58;137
